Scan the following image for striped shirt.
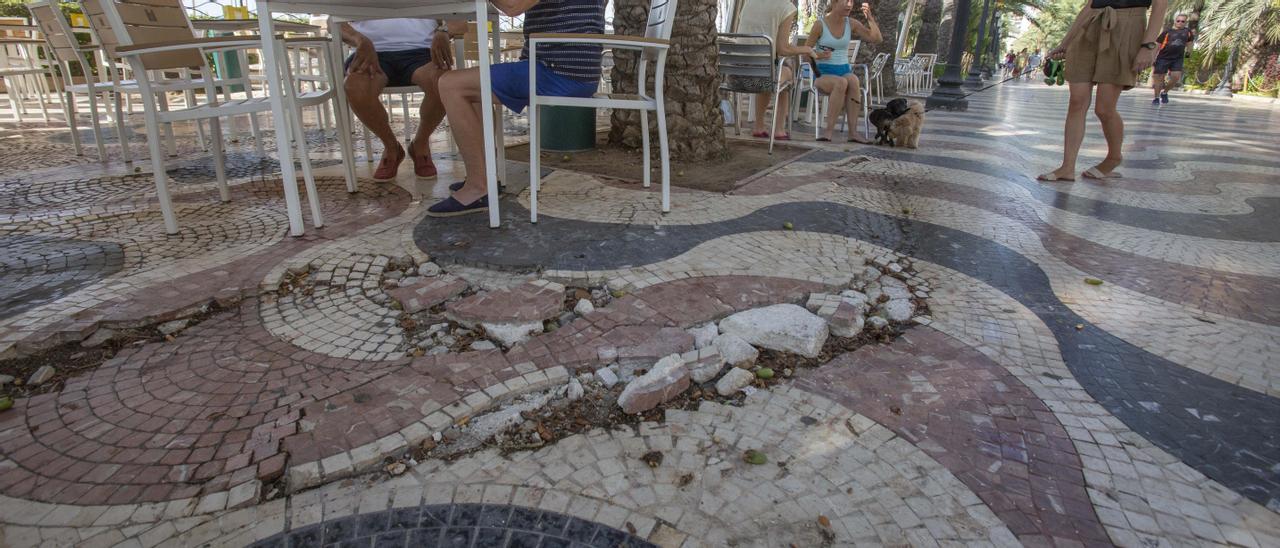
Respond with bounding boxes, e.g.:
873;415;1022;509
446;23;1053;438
522;0;606;82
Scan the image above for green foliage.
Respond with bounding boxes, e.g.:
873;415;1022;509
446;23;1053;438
0;0;80;19
1197;0;1280;53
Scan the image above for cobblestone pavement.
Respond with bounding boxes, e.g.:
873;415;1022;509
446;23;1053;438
2;83;1279;548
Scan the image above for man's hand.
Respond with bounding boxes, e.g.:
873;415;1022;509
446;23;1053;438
1132;47;1156;72
431;30;454;70
349;38;382;76
1049;45;1067;60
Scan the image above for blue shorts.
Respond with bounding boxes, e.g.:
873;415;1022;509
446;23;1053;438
490;60;598;113
816;63;853;77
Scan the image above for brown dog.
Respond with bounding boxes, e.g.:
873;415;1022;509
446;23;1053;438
887;101;924;148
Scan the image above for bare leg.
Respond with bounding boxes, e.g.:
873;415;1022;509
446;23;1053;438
437;67;495;204
1166;71;1182;92
843;74;867;143
409;63;447;158
1151;72;1164;99
752;90;770;134
1043;81;1093;180
771;65;793;136
1091;83;1125;175
344;70;401;164
752;64;793;137
815;75;847;140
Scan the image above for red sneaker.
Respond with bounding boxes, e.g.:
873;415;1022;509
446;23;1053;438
371;144;404;182
408;141;437;179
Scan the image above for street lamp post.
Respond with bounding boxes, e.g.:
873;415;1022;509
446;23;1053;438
1211;46;1237;97
926;0;973;110
964;0;993;87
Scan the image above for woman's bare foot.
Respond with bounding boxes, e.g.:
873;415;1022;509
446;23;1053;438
1036;168;1076;182
847;134;870;144
1086;156;1122;177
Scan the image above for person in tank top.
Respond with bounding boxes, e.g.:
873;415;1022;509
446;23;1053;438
1037;0;1168;182
803;0;882;142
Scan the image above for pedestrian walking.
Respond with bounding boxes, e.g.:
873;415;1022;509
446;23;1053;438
1151;13;1194;104
1037;0;1169;182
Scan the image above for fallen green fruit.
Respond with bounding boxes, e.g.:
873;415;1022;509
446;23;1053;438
0;396;12;412
610;289;627;299
783;222;794;230
756;368;775;379
1084;278;1104;286
743;450;767;465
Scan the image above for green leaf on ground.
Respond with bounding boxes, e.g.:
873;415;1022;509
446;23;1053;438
743;450;767;465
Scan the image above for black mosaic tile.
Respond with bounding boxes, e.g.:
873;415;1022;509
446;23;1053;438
0;235;125;320
253;505;641;548
415;200;1280;508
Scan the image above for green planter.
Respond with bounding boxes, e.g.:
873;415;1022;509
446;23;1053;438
538;105;596;152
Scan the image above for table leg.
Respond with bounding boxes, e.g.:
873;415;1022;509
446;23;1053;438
326;19;358;193
258;3;306;236
476;0;500;228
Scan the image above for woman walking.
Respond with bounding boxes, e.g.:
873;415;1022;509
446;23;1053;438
1037;0;1167;182
804;0;882;142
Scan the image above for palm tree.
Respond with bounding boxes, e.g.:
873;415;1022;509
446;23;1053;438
916;0;944;55
1194;0;1280;52
608;0;728;161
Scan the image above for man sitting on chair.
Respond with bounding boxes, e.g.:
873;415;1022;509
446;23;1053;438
429;0;607;217
341;18;452;181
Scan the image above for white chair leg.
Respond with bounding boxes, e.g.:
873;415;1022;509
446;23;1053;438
291;103;324;228
656;102;670;213
528;97;539;223
158;92;177;157
114;92;132;163
209;116;230;202
187;88;208;151
640;108;650;188
143;113;178;234
66;91;82;156
362;124;372;163
85;91;107;161
32;75;51;122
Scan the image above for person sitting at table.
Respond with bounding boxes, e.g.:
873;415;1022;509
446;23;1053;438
340;18;452;181
428;0;606;217
737;0;817;141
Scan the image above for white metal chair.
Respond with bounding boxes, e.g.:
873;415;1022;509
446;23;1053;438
865;52;888;103
801;39;870;140
527;0;677;222
98;0;344;235
717;32;793;153
1;38;57;122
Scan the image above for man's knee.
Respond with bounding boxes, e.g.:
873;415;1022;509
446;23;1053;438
344;73;385;100
412;64;443;91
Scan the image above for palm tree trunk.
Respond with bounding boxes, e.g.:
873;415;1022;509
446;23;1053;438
869;0;902;97
608;0;727;161
916;0;944;55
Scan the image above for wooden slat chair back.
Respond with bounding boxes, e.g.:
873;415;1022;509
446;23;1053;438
28;3;83;65
89;0;202;70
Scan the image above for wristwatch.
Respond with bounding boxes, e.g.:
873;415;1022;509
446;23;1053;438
1141;42;1158;49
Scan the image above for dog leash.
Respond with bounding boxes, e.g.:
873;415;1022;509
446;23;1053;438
920;74;1018;113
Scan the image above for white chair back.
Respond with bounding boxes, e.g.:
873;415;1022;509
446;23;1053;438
27;0;83;64
716;33;775;87
848;39;861;66
91;0;203;70
645;0;677;41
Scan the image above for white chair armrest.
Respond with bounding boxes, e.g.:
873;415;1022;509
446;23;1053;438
528;33;670;52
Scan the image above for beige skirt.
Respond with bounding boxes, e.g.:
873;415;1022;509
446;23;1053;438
1064;7;1149;90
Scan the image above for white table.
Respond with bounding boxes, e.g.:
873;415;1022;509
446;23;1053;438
257;0;507;232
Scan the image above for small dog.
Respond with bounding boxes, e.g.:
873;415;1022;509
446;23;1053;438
887;101;924;148
869;98;910;145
